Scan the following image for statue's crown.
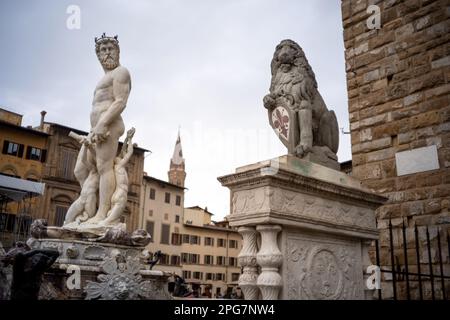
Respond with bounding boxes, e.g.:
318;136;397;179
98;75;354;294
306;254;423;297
95;33;119;46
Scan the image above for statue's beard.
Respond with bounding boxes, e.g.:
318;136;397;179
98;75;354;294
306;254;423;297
100;55;119;70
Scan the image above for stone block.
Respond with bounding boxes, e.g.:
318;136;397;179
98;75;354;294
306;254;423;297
398;131;415;144
410;110;441;129
396;175;416;191
378;203;402;219
404;93;423;106
401;201;424;216
395;23;415;39
424;199;441;214
367;147;395;163
408;70;446;94
372;78;388;91
381;159;397;178
360;128;373;142
360;114;388;128
364;69;380;83
353;137;392;153
414;14;432;30
369;32;395;50
353;163;382;180
372;122;399;139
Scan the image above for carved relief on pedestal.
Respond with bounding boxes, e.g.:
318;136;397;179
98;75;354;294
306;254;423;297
237;226;260;300
85;254;171;300
286;234;363;300
232;187;271;215
256;225;282;300
232;186;375;230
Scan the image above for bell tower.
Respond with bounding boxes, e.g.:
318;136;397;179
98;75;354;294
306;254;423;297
168;130;186;187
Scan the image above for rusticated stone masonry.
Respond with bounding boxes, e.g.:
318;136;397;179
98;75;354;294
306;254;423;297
341;0;449;299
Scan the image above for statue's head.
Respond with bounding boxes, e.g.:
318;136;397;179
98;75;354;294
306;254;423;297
270;39;317;87
95;33;120;70
131;229;151;246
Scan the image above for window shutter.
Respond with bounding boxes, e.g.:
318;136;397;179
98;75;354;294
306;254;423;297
25;146;31;159
18;144;24;158
40;149;47;162
2;141;9;154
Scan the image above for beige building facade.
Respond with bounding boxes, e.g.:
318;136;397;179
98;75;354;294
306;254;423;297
140;175;185;275
181;206;242;298
139;135;242;297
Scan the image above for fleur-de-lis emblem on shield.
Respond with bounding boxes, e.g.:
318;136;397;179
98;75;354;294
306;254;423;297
272;107;290;140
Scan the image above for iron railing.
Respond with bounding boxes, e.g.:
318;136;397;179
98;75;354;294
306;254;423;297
375;218;449;300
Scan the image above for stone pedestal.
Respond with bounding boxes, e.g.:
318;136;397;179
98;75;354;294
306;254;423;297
27;238;172;300
218;155;386;300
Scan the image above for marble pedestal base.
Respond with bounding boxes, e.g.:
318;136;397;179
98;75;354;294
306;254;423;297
218;155;386;300
27;238;171;300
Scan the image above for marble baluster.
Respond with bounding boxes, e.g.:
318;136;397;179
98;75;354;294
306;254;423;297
256;225;282;300
237;226;260;300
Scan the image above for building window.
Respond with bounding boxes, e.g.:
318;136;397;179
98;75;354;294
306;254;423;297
164;213;169;220
189;254;200;264
181;253;189;264
0;213;16;232
170;255;180;266
161;224;170;244
61;150;76;180
175;215;180;223
171;233;182;245
204;237;214;246
217;238;226;247
190;235;200;245
176;195;181;206
229;257;237;267
193;272;203;280
216;256;226;266
231;273;240;282
26;146;45;162
2;141;24;158
182;271;191;279
229;240;238;249
159;254;169;265
165;192;170;204
206;273;214;281
149;188;156;200
146;221;154;241
148;209;153;216
55;206;68;227
215;273;225;281
204;255;214;265
182;234;190;244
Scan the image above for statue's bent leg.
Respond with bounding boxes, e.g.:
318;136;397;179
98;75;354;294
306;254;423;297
64;199;84;224
101;190;127;226
73;145;90;186
296;101;313;156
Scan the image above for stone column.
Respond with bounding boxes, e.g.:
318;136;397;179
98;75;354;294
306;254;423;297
256;225;282;300
237;226;260;300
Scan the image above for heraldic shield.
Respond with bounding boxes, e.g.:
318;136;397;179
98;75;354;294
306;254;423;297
268;98;299;155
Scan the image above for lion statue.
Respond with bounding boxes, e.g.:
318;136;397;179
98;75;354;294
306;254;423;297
263;39;339;167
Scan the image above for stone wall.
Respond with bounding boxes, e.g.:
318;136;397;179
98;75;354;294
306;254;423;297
341;0;450;299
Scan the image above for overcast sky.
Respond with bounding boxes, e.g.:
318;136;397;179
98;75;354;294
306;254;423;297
0;0;350;221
